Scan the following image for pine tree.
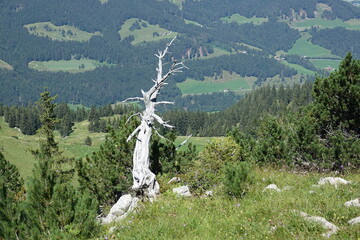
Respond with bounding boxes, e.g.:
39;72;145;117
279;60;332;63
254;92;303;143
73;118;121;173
25;89;98;239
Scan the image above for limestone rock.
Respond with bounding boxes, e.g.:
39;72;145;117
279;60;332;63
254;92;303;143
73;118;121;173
344;198;360;208
205;190;213;197
298;211;338;238
102;194;139;224
262;184;281;192
173;186;192;197
318;177;351;188
168;177;181;184
348;216;360;225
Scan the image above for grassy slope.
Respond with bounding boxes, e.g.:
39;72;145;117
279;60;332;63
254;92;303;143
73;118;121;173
24;22;101;42
287;33;339;58
119;18;178;45
28;58;114;73
177;71;253;95
106;167;360;240
0;117;104;179
290;18;360;31
221;14;268;25
310;59;341;70
0;59;13;70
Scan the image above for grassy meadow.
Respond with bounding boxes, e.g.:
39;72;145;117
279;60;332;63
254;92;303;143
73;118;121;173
104;167;360;240
119;18;178;45
221;14;268;25
0;59;13;70
177;71;253;95
286;33;339;58
290;18;360;31
24;22;102;42
281;61;316;75
309;59;341;70
28;58;115;73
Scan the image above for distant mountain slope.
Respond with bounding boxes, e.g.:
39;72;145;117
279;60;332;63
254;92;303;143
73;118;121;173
0;0;359;107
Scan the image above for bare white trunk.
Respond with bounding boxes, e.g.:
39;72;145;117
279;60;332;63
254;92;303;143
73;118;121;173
124;37;185;200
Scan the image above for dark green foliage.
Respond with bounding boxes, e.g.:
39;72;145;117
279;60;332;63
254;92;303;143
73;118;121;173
25;90;99;239
76;115;137;207
312;53;360;135
0;152;26;240
84;136;92;146
223;161;254;198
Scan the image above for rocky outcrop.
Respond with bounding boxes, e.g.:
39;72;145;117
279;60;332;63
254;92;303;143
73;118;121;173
173;186;192;197
102;194;139;224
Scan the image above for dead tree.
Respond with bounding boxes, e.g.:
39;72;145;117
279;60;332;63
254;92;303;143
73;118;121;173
124;37;185;200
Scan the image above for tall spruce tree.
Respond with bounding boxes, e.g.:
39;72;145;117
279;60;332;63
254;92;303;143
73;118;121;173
25;89;98;239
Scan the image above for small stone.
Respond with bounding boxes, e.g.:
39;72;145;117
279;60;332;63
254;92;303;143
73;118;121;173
309;190;316;194
344;199;360;208
282;186;292;191
173;186;192;197
318;177;351;188
262;184;281;192
348;216;360;225
102;194;139;224
205;190;213;196
168;177;181;184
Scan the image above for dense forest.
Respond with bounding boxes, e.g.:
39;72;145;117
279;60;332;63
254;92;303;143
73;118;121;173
0;0;359;107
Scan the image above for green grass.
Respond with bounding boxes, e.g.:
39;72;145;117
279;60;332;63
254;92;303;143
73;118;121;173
309;59;341;70
169;0;185;9
104;167;360;240
184;19;203;27
221;13;268;25
0;117;105;179
24;22;102;42
281;61;316;75
0;59;13;70
119;18;178;45
175;136;217;152
177;71;253;95
287;33;339;58
290;18;360;31
28;58;115;73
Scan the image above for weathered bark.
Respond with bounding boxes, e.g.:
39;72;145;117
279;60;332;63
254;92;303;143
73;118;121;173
125;37;185;200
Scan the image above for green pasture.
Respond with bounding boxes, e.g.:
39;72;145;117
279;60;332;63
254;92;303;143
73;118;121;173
169;0;185;9
281;61;316;75
28;58;114;73
119;18;178;45
110;167;360;240
24;22;101;42
290;18;360;31
0;59;13;70
177;71;252;95
0;118;104;179
184;19;203;27
309;59;341;70
175;136;218;152
287;33;339;58
221;13;268;25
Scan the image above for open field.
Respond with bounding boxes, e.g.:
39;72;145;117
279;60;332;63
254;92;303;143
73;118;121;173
309;59;341;70
287;33;339;58
175;136;217;152
24;22;102;42
109;167;360;239
0;59;13;70
119;18;178;45
290;18;360;31
281;61;316;75
0;117;104;179
28;58;115;73
221;14;268;25
177;71;253;95
169;0;185;9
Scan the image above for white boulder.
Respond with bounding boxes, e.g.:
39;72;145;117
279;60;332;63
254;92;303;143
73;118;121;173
262;184;281;192
102;194;139;224
298;211;339;238
344;199;360;208
318;177;351;188
173;186;192;197
168;177;181;184
348;216;360;225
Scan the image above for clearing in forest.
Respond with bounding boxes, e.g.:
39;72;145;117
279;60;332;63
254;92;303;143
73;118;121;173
24;22;102;42
177;71;253;95
289;17;360;31
221;14;268;25
28;58;115;73
0;59;13;70
287;33;339;58
119;18;177;45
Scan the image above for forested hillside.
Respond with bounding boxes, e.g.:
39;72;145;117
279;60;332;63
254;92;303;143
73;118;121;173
0;0;359;108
